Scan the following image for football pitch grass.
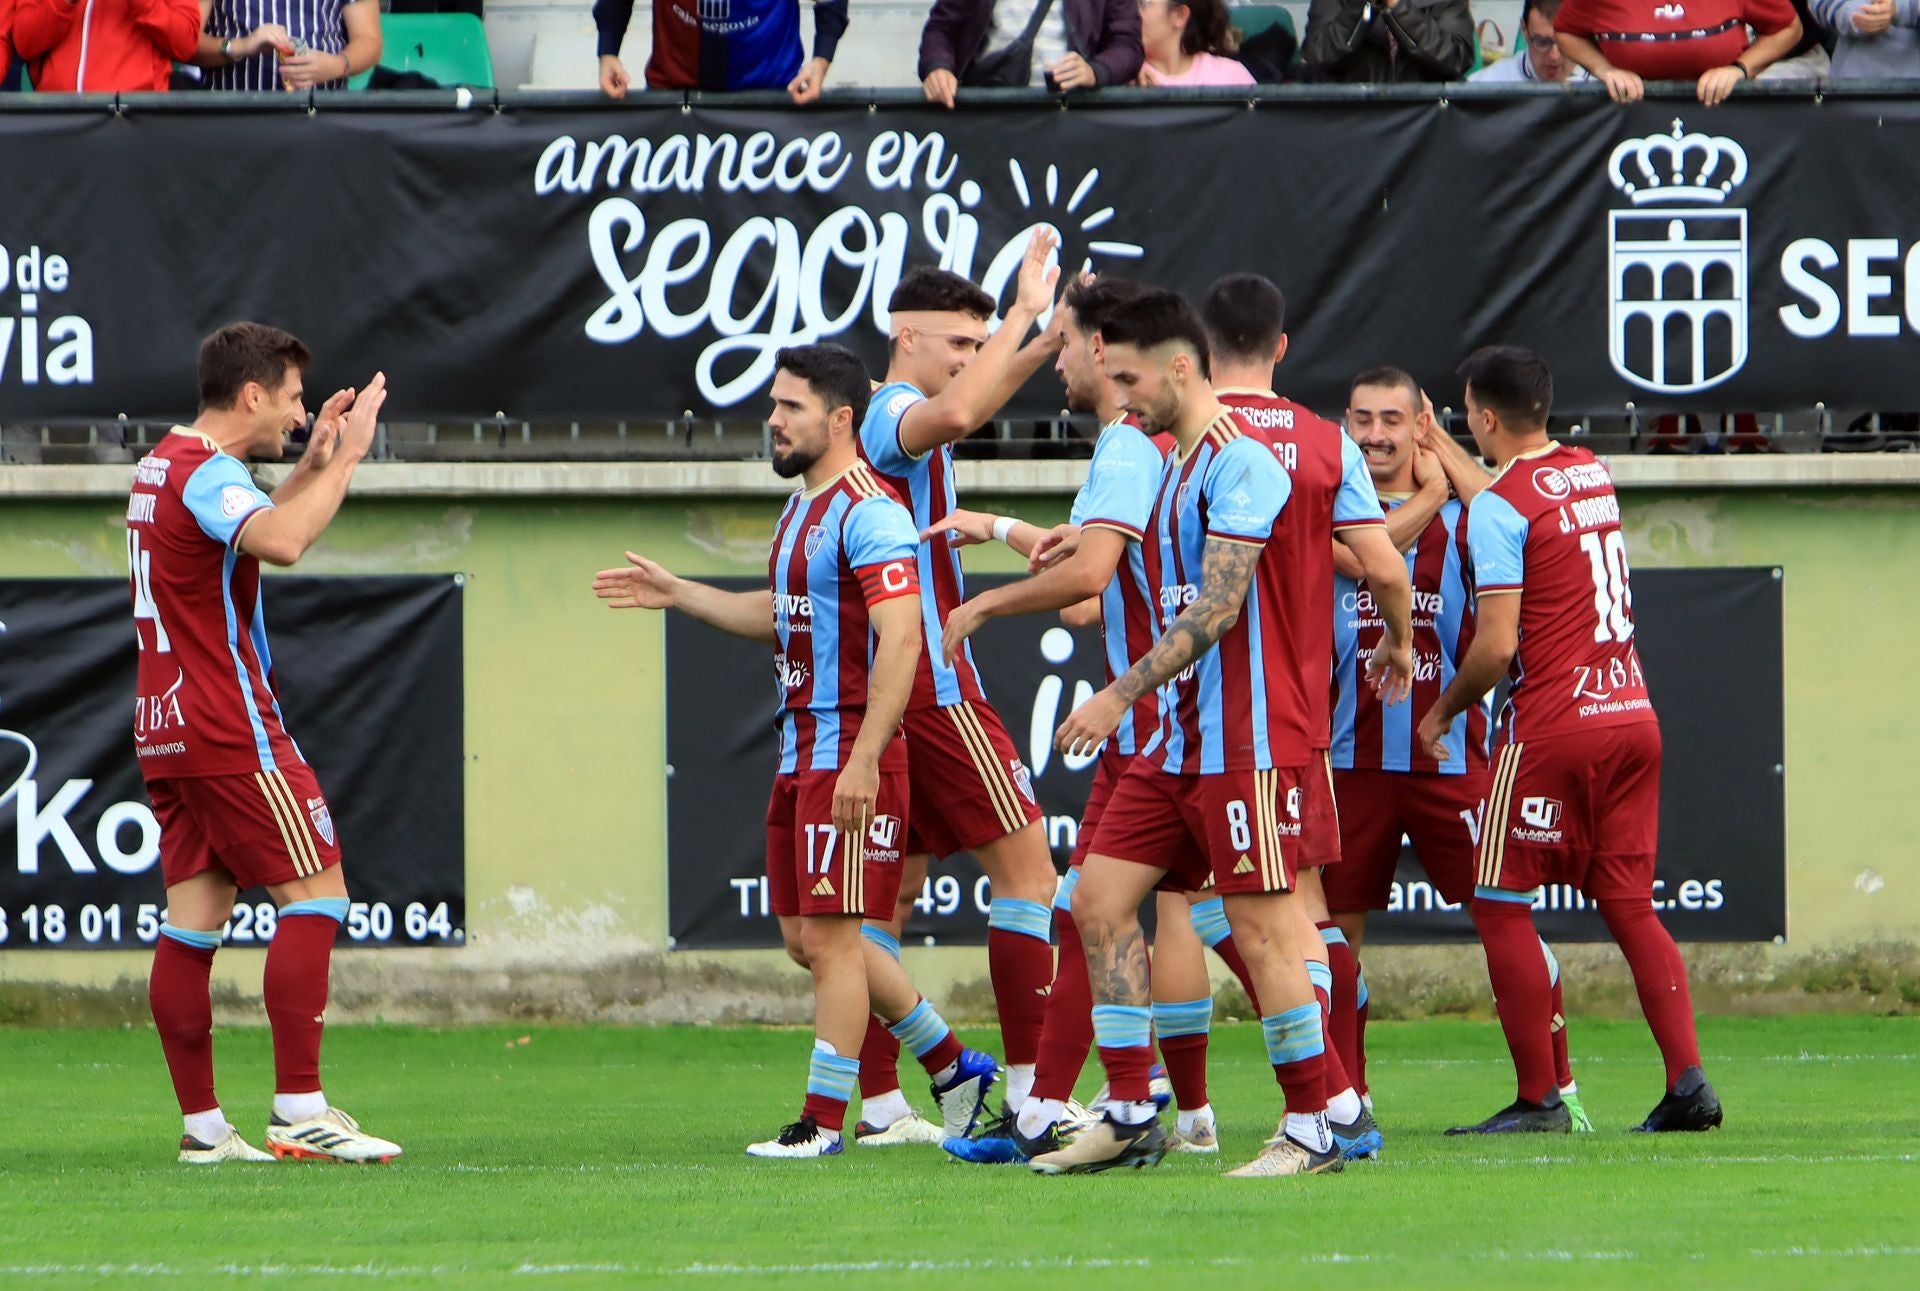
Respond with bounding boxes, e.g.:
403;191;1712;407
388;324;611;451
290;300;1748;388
1;1015;1914;1289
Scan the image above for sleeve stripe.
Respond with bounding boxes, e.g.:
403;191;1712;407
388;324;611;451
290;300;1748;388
230;506;271;552
1331;517;1387;530
1081;519;1145;540
1475;584;1524;595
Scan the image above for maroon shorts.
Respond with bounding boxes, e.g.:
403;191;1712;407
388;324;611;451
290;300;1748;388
765;767;910;919
900;699;1042;858
1068;750;1133;869
1478;723;1663;898
1300;750;1342;869
1321;767;1491;912
149;765;342;891
1088;759;1308;897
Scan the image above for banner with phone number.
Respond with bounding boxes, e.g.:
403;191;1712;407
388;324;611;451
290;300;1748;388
0;576;465;950
665;569;1784;948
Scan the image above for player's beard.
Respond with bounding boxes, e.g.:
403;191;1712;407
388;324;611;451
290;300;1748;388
771;443;823;479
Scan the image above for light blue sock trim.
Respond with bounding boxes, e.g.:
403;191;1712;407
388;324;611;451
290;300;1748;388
860;925;902;961
1356;966;1370;1011
806;1047;860;1102
1189;896;1231;948
988;897;1052;943
1539;936;1562;988
1052;868;1081;914
1319;926;1349;948
279;897;349;924
1091;1004;1153;1051
159;923;223;950
1474;884;1542;907
1306;960;1334;997
887;999;953;1059
1151;998;1213;1039
1261;1003;1325;1067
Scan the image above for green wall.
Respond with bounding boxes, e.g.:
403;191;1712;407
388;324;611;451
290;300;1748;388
2;485;1915;1010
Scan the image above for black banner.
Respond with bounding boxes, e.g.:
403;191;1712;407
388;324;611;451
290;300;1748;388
0;95;1916;421
0;576;466;949
667;568;1784;948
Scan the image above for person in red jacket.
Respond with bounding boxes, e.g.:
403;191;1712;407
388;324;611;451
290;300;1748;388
11;0;202;92
2;0;17;85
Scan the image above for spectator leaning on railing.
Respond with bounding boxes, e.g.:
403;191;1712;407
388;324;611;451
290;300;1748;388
1471;0;1594;81
1137;0;1255;84
191;0;382;91
10;0;200;91
1302;0;1477;83
1552;0;1804;103
594;1;848;102
919;0;1144;107
1811;0;1920;78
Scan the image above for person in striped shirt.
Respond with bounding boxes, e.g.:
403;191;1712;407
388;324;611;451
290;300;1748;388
1041;291;1406;1178
191;0;382;92
1320;367;1592;1132
595;345;996;1158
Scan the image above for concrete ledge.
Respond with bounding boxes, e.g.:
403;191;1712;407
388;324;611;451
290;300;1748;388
6;454;1920;500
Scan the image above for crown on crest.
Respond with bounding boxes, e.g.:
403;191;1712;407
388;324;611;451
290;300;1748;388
1607;119;1748;206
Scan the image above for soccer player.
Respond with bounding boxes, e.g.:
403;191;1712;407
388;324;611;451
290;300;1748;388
852;233;1067;1130
1202;275;1413;1160
928;274;1225;1157
1323;368;1593;1131
595;344;993;1157
1418;346;1721;1134
129;323;400;1164
1039;291;1382;1178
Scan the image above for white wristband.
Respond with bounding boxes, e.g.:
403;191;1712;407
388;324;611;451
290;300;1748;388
991;515;1018;544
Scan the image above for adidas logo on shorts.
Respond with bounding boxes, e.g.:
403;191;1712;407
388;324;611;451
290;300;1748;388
811;876;835;897
1233;854;1255;875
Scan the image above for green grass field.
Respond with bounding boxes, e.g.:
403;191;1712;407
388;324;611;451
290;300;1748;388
0;1016;1915;1288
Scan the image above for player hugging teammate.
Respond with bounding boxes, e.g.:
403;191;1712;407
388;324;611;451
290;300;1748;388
591;252;1717;1171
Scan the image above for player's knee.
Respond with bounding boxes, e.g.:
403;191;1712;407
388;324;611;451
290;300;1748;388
1068;878;1126;941
798;916;860;967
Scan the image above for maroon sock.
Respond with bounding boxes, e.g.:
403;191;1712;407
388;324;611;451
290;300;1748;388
858;1014;902;1098
263;914;335;1097
1354;988;1371;1098
908;1004;965;1077
1597;897;1702;1089
1158;1033;1209;1112
1210;933;1263;1014
1097;1043;1155;1105
1471;897;1557;1104
1032;912;1095;1103
1311;981;1354;1097
1318;922;1362;1100
987;928;1052;1067
150;936;218;1115
801;1093;850;1133
1550;973;1574;1090
1273;1052;1328;1116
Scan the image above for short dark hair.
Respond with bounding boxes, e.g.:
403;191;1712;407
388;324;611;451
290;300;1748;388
775;343;872;428
1061;276;1147;337
1177;0;1240;57
888;266;995;319
1199;274;1286;367
1348;366;1422;408
1457;346;1553;429
1522;0;1567;26
1100;290;1213;381
198;323;311;411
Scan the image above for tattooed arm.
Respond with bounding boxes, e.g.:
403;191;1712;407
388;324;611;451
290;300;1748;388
1054;536;1261;757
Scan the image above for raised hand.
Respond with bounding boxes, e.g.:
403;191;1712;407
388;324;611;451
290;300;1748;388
592;551;681;610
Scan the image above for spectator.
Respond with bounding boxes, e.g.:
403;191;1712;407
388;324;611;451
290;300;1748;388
1470;0;1593;81
594;1;848;102
191;0;381;91
1810;0;1920;78
919;0;1144;106
10;0;200;90
1553;0;1804;103
1303;0;1476;82
1138;0;1255;84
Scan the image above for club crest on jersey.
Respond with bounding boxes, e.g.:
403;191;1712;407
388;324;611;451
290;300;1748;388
220;484;256;518
1533;466;1572;500
306;796;336;847
804;524;828;560
886;391;917;418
